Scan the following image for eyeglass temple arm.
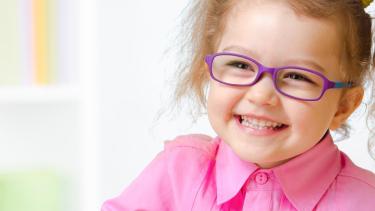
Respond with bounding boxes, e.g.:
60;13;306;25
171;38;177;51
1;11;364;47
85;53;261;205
332;81;354;89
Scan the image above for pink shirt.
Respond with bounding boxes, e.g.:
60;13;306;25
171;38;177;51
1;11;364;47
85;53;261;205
102;133;375;211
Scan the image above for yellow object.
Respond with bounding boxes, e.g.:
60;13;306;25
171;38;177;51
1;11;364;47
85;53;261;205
361;0;373;7
33;0;49;84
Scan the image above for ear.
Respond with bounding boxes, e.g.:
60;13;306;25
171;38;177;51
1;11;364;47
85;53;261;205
329;86;364;130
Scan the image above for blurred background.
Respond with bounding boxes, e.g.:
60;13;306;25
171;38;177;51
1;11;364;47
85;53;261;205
0;0;374;210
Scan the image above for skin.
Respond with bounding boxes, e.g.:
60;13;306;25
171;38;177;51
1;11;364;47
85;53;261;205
207;0;364;168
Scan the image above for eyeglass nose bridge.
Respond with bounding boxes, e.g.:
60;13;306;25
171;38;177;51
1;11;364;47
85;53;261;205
252;65;279;85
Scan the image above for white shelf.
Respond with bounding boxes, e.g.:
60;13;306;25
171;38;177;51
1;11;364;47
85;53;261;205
0;85;80;103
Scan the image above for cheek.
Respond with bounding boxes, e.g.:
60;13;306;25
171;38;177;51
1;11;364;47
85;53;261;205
285;99;338;132
207;83;244;121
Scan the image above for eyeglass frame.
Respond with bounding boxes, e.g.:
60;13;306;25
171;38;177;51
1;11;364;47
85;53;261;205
205;52;354;101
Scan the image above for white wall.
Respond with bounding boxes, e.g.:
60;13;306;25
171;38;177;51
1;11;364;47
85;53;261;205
97;0;375;204
97;0;204;202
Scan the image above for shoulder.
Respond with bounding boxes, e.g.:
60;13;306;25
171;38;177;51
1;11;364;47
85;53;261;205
162;134;219;172
338;153;375;188
162;134;219;207
101;134;219;211
335;153;375;206
164;133;219;159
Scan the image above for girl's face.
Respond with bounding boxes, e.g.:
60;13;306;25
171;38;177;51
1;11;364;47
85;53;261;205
207;1;358;168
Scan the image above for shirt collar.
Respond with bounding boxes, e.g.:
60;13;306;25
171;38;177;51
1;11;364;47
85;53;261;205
215;132;342;210
273;132;341;210
215;137;259;204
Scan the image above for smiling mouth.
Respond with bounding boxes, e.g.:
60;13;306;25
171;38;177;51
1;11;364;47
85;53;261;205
238;115;288;130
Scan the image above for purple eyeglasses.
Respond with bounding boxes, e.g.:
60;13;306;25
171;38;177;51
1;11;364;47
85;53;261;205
205;52;353;101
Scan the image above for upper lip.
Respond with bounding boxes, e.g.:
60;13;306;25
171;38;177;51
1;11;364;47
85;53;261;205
236;113;287;125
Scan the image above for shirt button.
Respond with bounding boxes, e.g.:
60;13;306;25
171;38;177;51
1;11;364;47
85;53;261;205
254;172;268;185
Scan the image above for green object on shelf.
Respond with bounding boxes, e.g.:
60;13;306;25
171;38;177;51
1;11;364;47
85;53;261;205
0;169;62;211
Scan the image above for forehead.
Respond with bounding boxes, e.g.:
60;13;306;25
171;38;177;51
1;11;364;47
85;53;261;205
217;0;344;77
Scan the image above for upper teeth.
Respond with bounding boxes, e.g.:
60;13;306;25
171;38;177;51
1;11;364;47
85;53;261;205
241;116;283;129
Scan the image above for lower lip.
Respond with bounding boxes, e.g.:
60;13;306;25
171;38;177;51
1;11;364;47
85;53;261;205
235;116;288;136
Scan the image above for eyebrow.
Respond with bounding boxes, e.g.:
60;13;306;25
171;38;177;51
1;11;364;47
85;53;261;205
222;46;260;58
221;45;327;74
285;59;327;74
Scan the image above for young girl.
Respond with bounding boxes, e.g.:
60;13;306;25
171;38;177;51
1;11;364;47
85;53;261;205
102;0;375;210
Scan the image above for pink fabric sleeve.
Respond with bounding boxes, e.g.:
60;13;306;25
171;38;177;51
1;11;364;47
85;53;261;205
101;134;215;211
101;151;176;211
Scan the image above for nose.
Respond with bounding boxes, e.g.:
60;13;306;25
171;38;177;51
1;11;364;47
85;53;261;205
243;74;278;106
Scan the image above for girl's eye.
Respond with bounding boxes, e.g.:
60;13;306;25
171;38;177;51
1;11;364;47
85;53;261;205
232;62;248;69
284;72;315;84
227;61;254;71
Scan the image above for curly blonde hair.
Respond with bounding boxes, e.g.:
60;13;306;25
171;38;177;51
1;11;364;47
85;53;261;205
173;0;375;158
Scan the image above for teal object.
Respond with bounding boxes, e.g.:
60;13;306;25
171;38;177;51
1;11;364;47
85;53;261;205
0;169;62;211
